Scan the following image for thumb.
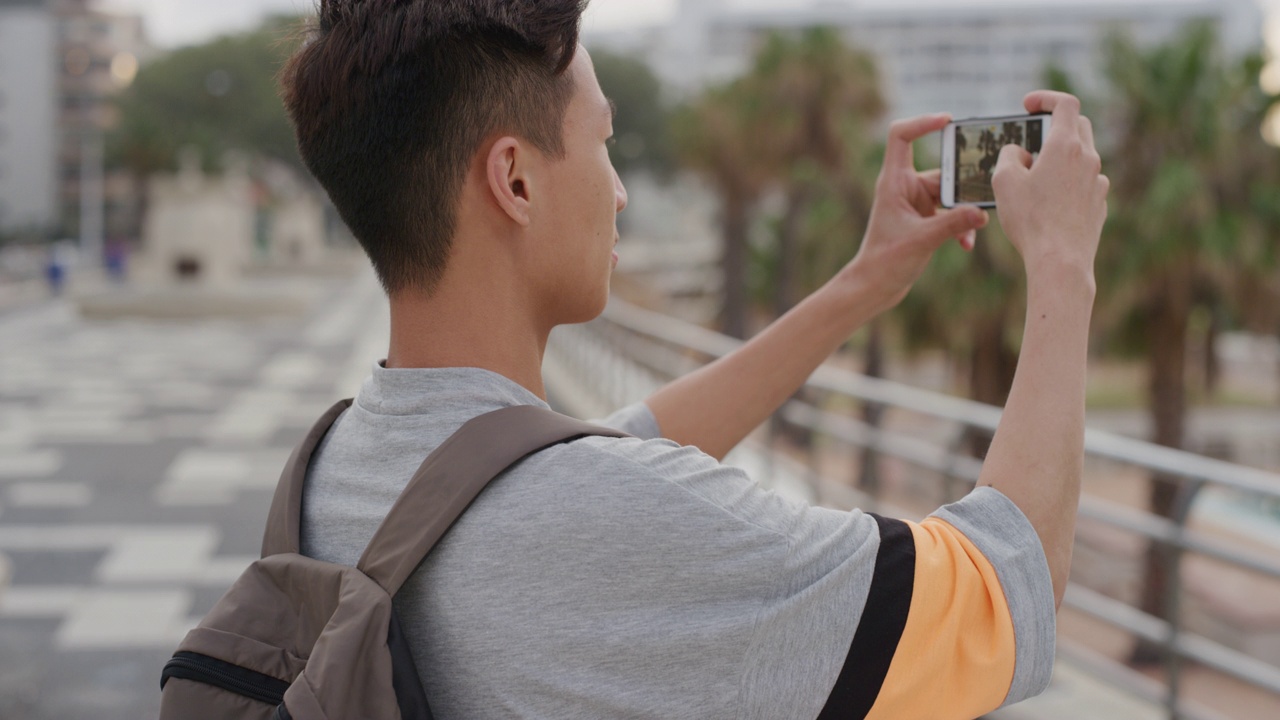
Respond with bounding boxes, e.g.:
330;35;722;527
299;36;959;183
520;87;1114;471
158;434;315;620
923;206;987;245
993;143;1032;192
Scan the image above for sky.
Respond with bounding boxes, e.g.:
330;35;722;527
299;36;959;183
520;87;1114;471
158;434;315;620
100;0;679;48
101;0;1275;50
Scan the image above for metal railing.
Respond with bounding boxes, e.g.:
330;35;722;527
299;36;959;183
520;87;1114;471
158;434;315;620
546;296;1280;720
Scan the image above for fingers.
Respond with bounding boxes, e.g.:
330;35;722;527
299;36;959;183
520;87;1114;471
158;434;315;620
1078;116;1095;150
923;206;988;248
1024;90;1080;122
919;168;942;203
996;143;1033;172
993;144;1032;198
884;113;951;171
1079;117;1102;174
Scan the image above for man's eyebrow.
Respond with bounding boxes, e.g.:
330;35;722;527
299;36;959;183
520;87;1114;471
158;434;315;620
606;97;618;122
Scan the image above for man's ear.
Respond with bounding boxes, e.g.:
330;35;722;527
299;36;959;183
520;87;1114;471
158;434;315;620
486;136;533;228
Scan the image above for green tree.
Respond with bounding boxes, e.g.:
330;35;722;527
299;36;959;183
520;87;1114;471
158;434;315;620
672;79;774;338
673;29;885;340
589;48;673;178
108;17;303;178
1089;22;1280;663
745;29;885;317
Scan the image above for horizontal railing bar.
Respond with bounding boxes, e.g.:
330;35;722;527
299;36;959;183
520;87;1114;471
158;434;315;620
775;401;1280;575
1064;585;1280;695
1077;496;1280;580
1054;640;1233;720
780;401;984;482
782;401;1280;580
600;298;1280;498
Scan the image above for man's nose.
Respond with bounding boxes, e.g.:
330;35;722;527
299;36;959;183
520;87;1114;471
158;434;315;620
615;169;628;213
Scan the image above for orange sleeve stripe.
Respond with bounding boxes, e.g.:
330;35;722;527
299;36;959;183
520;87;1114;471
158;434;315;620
863;517;1017;720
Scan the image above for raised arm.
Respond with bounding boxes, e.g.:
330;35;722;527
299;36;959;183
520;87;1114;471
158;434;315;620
646;114;989;460
979;91;1109;607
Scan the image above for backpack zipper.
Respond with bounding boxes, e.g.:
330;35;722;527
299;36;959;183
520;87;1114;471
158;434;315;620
161;651;289;706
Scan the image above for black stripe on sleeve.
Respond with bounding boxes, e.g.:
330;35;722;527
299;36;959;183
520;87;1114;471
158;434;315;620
816;514;916;720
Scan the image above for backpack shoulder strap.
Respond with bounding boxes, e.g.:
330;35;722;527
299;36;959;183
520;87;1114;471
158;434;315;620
356;404;630;596
261;399;354;558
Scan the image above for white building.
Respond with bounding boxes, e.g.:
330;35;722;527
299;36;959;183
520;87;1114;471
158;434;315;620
138;149;255;286
0;0;59;235
590;0;1265;121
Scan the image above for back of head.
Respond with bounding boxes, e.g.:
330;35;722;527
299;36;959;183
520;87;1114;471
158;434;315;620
281;0;588;296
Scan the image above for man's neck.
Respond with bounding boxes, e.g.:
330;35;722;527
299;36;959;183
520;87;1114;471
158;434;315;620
384;272;549;401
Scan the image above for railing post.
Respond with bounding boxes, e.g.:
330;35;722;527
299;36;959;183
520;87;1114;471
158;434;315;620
1163;478;1205;720
944;430;970;505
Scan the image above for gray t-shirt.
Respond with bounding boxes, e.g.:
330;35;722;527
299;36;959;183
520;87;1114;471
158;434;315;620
301;365;1055;719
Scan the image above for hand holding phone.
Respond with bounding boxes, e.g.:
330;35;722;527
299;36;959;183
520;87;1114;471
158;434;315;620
941;114;1050;208
989;91;1109;278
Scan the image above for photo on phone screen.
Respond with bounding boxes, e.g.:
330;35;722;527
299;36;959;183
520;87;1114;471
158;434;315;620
951;116;1046;205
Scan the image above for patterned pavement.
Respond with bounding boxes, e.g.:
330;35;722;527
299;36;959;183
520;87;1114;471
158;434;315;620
0;270;388;720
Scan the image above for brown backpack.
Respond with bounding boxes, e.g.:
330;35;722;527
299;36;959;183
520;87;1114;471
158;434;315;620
159;400;628;720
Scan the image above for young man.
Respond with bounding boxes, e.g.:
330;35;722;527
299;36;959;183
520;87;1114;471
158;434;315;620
283;2;1108;718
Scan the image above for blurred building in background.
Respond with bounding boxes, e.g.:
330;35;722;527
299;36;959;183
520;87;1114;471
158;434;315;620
0;0;59;236
0;0;153;243
590;0;1264;119
52;0;155;247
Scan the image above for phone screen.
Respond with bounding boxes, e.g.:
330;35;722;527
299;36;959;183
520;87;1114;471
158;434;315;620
954;117;1045;204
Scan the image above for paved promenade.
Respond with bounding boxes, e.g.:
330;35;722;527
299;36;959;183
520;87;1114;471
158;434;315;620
0;271;387;720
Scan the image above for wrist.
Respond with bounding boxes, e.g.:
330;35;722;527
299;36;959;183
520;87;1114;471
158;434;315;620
834;257;902;316
1025;254;1097;300
1026;264;1098;316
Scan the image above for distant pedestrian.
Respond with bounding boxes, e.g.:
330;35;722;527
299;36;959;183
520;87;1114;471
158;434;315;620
44;249;65;296
105;239;128;282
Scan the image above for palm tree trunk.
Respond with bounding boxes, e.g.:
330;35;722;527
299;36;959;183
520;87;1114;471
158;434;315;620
774;184;812;318
966;308;1018;459
1203;310;1221;398
721;190;750;340
964;240;1018;459
1132;277;1191;666
858;319;886;496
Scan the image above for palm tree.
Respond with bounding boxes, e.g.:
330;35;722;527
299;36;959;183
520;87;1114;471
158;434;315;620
1093;22;1279;663
744;29;885;317
672;81;774;339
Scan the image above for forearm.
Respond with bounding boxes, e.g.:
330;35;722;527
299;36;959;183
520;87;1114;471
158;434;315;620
645;272;881;460
977;264;1095;607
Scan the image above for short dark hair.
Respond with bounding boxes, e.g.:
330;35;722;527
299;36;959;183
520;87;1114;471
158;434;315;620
281;1;587;295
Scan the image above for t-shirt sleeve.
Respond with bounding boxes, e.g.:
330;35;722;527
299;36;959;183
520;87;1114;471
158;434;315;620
592;401;663;440
819;486;1056;720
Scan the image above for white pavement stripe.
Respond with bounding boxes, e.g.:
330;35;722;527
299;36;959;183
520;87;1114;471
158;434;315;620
260;353;324;389
0;586;81;617
155;448;291;505
204;389;297;443
8;482;92;507
54;588;194;649
95;528;221;584
0;424;35;449
0;525;215;551
0;449;62;479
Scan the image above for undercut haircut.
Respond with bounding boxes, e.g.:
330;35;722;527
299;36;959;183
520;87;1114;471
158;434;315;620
281;0;587;295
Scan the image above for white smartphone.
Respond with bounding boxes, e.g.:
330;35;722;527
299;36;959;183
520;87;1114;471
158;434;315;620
941;113;1051;208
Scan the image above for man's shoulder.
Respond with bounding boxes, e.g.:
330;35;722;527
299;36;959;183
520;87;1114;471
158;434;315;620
531;432;727;482
517;433;817;541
